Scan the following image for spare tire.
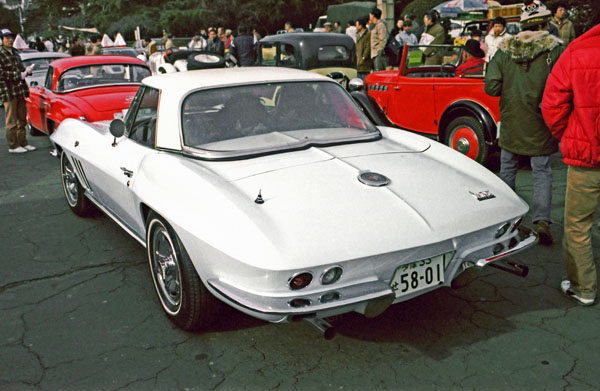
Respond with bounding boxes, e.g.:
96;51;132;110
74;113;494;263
187;51;226;70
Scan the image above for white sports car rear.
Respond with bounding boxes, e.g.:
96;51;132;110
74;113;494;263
51;67;535;337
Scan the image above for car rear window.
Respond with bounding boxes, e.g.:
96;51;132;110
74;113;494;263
317;45;349;62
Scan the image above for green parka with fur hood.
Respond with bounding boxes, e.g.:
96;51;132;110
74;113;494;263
484;30;563;156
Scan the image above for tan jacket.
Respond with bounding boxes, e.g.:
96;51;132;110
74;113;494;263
356;30;372;73
550;18;576;46
370;19;388;59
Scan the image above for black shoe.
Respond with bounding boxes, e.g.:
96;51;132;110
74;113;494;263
536;221;553;246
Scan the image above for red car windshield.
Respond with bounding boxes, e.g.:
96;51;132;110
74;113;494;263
57;64;150;92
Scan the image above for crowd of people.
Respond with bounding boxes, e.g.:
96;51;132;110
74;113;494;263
1;1;599;308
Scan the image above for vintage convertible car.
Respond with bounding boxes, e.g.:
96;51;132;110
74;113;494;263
26;55;150;135
51;68;535;338
365;44;501;164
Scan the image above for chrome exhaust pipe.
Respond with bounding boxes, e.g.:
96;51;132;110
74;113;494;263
488;260;529;277
303;317;336;340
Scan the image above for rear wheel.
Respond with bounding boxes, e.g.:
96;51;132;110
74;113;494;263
60;151;93;216
446;116;488;164
146;211;221;330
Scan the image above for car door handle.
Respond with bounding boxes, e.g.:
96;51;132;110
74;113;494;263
120;167;133;177
394;86;400;90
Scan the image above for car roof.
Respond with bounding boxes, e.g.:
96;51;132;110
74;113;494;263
50;55;148;73
261;32;353;44
142;66;332;91
19;51;71;60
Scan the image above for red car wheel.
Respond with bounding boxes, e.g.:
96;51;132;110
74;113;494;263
446;116;488;164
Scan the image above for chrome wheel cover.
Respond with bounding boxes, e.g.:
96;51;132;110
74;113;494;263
148;220;182;314
61;154;78;207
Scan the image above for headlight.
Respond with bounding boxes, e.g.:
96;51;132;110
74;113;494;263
288;272;312;290
494;222;511;238
320;266;343;285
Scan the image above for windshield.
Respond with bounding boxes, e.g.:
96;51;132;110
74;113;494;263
57;64;150;92
182;81;378;159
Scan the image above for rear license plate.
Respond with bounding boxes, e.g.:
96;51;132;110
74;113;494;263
391;254;445;297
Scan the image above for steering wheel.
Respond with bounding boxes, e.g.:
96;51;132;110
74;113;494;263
440;63;456;77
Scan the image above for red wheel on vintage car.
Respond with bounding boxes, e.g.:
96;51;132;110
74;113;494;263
446;116;488;164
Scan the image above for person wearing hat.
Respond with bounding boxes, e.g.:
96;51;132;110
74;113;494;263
455;39;485;77
0;28;36;153
323;22;333;33
484;0;563;246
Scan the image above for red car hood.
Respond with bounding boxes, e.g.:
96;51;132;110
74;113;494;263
71;85;139;120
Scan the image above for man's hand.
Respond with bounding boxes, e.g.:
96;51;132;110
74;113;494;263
26;64;35;75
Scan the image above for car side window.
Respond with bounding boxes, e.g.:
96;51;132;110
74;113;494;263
279;44;296;67
260;43;277;66
44;67;53;90
127;87;160;148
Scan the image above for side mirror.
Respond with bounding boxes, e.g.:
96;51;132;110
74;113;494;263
109;119;125;147
348;78;364;92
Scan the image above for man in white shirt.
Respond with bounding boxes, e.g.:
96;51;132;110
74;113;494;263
485;16;511;62
345;20;357;43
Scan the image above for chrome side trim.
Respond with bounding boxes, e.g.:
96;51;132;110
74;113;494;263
84;192;146;248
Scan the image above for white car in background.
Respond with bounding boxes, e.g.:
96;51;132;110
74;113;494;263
50;68;536;338
19;50;71;87
148;49;225;74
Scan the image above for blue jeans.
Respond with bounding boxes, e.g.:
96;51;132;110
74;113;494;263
500;149;552;224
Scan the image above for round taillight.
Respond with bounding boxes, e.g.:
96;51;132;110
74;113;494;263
493;243;504;255
320;266;343;285
319;292;341;303
495;222;511;238
288;298;311;308
288;272;313;290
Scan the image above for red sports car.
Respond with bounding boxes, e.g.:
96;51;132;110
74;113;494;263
26;55;151;135
365;45;500;164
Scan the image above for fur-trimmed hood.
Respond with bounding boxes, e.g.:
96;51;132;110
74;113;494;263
499;30;562;63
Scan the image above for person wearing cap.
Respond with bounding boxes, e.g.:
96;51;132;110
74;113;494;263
455;39;485;77
369;7;388;71
323;22;333;33
0;28;36;153
542;23;600;306
485;16;511;62
484;0;563;246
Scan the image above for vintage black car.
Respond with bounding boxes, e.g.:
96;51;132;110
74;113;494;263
257;33;357;88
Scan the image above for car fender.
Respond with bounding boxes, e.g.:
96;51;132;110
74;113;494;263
173;59;188;72
158;63;177;74
439;100;497;145
351;90;394;127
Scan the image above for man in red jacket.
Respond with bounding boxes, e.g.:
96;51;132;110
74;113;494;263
542;23;600;306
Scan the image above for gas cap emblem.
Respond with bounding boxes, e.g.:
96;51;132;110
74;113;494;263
358;172;390;187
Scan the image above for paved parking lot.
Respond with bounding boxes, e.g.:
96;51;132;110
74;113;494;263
1;108;600;390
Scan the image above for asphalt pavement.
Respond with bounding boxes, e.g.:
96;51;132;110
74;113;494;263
1;107;600;391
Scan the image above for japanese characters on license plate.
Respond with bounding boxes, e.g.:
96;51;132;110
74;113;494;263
390;254;445;297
